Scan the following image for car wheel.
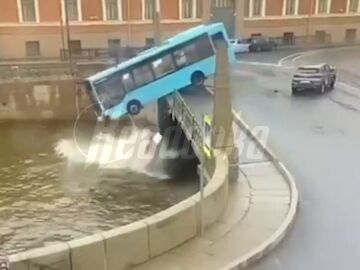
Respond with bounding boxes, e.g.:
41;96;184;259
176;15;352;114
319;83;326;94
249;45;257;53
127;100;142;115
292;87;298;95
330;78;336;89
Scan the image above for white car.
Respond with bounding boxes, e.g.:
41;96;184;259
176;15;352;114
229;39;250;54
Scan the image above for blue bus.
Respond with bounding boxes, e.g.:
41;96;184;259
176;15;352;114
84;23;235;119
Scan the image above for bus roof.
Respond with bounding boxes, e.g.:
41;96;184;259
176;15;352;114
88;23;226;82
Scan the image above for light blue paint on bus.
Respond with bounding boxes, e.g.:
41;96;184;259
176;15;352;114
86;22;235;120
106;56;216;119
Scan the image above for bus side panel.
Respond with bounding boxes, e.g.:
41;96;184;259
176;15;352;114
125;57;216;104
104;46;234;120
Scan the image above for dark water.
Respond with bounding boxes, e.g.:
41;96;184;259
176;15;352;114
0;120;198;255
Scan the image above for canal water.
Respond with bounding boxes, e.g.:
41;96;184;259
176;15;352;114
0;120;198;255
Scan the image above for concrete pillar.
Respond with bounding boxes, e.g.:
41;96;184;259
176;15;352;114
212;41;234;151
202;0;212;23
235;0;245;37
211;40;239;181
152;0;161;45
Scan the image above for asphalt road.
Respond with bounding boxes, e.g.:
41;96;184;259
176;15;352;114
230;46;360;270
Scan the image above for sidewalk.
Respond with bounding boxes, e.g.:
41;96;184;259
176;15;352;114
130;122;296;270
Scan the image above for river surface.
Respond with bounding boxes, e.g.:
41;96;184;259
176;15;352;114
0;120;198;255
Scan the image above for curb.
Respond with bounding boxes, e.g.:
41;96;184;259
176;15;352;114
220;112;299;269
205;85;298;270
274;42;360;51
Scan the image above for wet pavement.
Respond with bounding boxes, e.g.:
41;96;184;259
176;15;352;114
0;120;198;255
232;47;360;270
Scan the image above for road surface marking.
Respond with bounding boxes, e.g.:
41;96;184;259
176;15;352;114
338;81;360;92
291;53;308;62
238;60;281;67
237;60;293;69
278;52;306;66
278;46;360;66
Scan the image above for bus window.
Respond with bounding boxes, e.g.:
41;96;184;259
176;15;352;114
95;73;126;109
173;35;214;68
196;35;214;59
122;72;135;91
132;63;154;87
173;49;187;67
152;54;175;78
84;80;102;114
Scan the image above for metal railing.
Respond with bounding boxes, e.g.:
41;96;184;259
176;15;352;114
170;92;204;160
0;63;75;81
270;34;333;47
60;47;145;61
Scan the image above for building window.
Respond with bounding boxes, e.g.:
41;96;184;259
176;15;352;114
283;32;295;45
69;40;82;55
348;0;359;13
65;0;79;21
181;0;201;19
21;0;37;22
215;0;234;7
108;39;121;49
105;0;120;20
252;0;264;17
145;37;155;47
284;0;298;15
317;0;330;14
144;0;154;20
108;39;121;61
315;30;327;43
182;0;194;18
196;0;202;18
25;41;40;56
345;29;357;43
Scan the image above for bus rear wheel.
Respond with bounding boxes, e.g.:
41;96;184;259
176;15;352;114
127;100;142;115
191;71;206;86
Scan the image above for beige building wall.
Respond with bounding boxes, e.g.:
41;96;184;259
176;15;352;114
0;0;360;60
244;16;360;42
0;33;62;59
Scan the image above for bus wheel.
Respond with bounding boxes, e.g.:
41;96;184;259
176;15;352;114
127;100;142;115
191;71;205;86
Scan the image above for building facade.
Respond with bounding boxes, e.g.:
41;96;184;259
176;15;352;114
0;0;359;60
239;0;360;45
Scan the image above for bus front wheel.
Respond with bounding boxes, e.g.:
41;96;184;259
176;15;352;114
127;100;142;115
191;71;205;87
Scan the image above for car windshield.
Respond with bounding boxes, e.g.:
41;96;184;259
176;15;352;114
298;68;320;74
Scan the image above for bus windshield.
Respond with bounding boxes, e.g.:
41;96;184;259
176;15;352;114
85;23;234;119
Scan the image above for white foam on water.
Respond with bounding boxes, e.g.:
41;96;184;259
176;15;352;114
54;127;179;182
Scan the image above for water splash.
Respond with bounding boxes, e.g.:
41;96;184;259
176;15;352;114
54;127;180;183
